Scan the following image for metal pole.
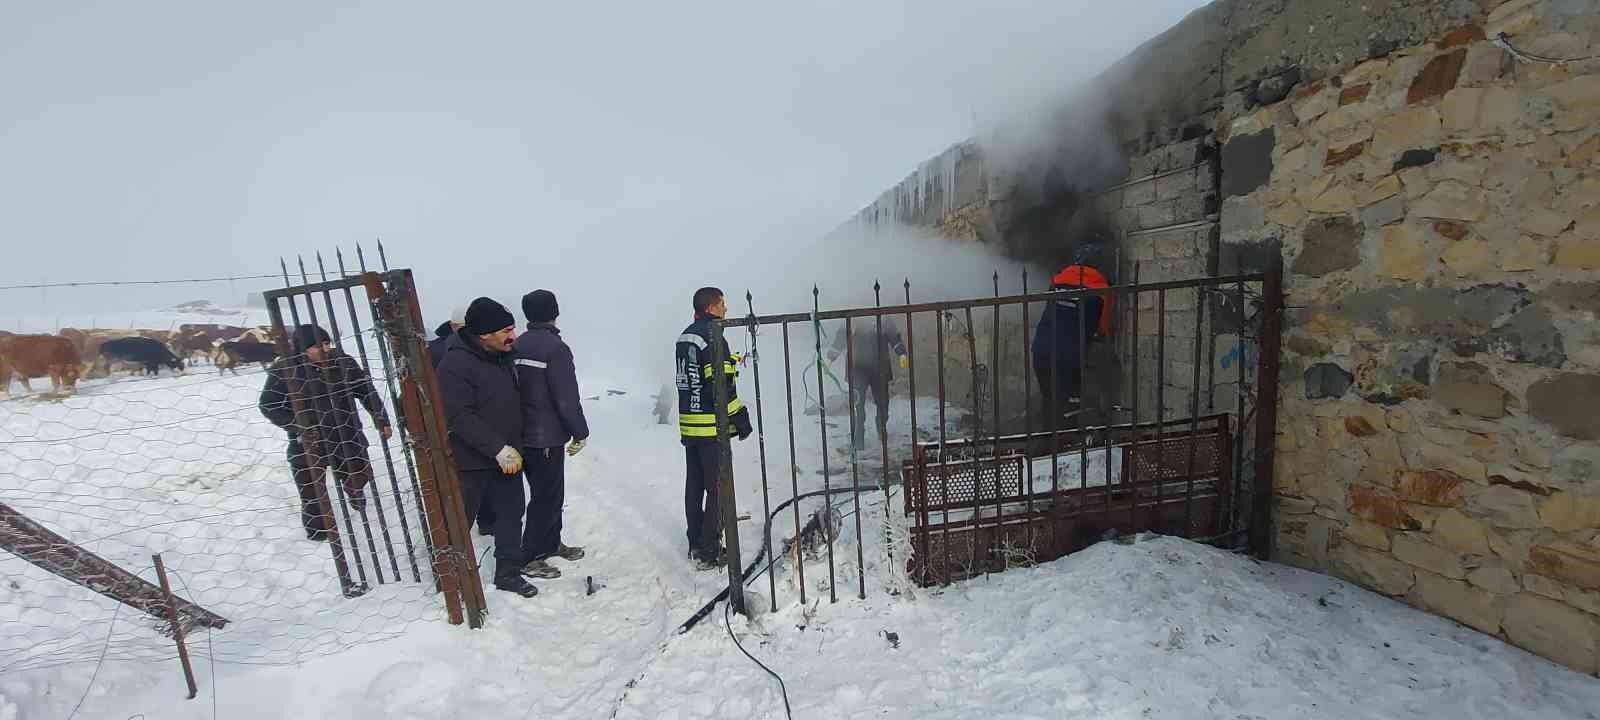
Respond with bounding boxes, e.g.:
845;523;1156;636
780;322;807;605
1184;283;1208;538
277;261;362;597
314;253;391;584
744;293;777;613
874;281;894;584
355;246;434;579
152;553;198;700
844;316;866;600
811;287;837;603
1233;277;1249;539
1154;289;1168;534
991;273;1003;560
299;257;372;588
903;280;925;587
934;306;950;584
338;248;423;582
1128;264;1142;534
1020;269;1035;553
964;307;984;576
708;318;745;615
1251;256;1284;559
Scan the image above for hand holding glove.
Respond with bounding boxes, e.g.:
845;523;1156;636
898;354;910;370
567;438;587;457
495;446;524;475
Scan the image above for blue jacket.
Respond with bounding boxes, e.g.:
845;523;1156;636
1032;293;1104;372
513;323;590;449
426;321;454;370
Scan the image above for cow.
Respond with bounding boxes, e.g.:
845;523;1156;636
99;336;185;376
173;324;247;365
0;334;82;396
215;340;278;375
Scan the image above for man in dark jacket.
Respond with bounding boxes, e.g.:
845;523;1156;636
1031;260;1110;429
512;290;590;580
426;306;466;370
436;297;538;598
825;319;908;450
259;325;392;541
676;286;753;568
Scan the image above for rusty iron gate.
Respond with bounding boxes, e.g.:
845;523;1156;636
264;250;486;627
706;258;1282;611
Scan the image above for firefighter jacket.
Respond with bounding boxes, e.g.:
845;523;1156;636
676;316;753;443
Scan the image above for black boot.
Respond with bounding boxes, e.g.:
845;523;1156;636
494;574;539;598
692;545;726;571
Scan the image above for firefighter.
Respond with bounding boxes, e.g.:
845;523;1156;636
676;286;753;568
1031;248;1113;428
824;319;909;451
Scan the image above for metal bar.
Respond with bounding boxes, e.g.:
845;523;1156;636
1048;281;1062;535
1104;273;1118;521
990;273;1002;565
338;248;422;582
963;307;982;577
1094;161;1210;194
313;254;388;585
299;257;372;589
812;287;836;603
1251;256;1285;559
1154;288;1167;534
903;280;924;587
262;276;369;302
277;262;361;597
1019;270;1034;553
1233;277;1249;539
1128;264;1142;534
708;318;745;616
934;306;950;585
393;270;486;625
845;315;865;600
722;274;1267;327
745;293;777;613
1184;284;1207;538
874;281;894;588
1076;288;1088;505
152;553;198;700
780;322;806;605
355;246;432;582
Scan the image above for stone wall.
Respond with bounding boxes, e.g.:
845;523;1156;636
1220;0;1600;675
844;0;1600;675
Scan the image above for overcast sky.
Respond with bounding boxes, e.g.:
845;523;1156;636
2;0;1205;380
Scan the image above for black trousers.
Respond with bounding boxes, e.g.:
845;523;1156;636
1033;351;1084;431
522;447;566;560
287;441;374;535
848;367;891;450
458;467;526;580
683;440;723;553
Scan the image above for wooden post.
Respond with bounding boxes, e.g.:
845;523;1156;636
152;553;199;700
709;318;746;616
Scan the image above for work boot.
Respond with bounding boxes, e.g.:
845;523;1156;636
521;558;562;579
494;574;539;598
692;545;726;571
553;544;585;562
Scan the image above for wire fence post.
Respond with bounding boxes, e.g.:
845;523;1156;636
152;553;198;700
708;316;746;616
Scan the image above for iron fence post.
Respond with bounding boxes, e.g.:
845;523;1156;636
709;317;746;616
1250;255;1284;560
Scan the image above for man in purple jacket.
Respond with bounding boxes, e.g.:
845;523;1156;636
512;289;590;580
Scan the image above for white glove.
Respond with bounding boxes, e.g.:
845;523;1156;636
567;438;587;457
495;446;523;475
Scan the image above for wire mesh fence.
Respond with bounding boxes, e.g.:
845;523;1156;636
0;249;483;683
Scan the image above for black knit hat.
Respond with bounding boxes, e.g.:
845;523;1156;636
464;297;515;335
293;324;331;352
521;289;559;324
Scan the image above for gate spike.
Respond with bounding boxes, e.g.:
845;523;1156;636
355;243;369;272
316;252;330;281
377;238;390;271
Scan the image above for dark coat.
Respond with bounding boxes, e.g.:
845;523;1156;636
828;319;906;382
427;322;455;370
436;328;522;471
512;323;589;449
259;351;390;460
675;315;753;444
1031;293;1105;373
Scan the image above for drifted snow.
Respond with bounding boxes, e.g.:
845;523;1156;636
2;360;1598;718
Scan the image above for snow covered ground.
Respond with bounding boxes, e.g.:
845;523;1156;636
3;335;1599;719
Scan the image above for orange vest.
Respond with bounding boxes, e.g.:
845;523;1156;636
1051;265;1114;338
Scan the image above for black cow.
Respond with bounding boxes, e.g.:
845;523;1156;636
99;336;185;376
216;340;278;375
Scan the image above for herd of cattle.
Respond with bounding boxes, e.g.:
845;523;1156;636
0;323;280;397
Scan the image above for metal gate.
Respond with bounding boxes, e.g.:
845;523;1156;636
707;258;1283;609
264;250;486;627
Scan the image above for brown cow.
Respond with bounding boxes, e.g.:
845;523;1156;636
174;324;246;365
0;334;82;396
